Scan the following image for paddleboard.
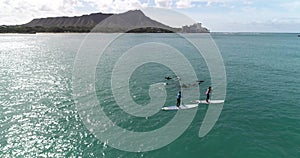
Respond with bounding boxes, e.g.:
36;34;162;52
162;104;198;111
193;100;225;104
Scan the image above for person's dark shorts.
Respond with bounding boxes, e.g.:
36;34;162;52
206;94;210;100
177;98;181;107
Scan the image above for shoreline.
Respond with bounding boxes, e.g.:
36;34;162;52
0;32;299;35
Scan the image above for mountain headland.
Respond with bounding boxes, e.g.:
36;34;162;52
0;10;209;33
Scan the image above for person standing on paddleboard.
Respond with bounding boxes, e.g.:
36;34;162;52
206;87;212;103
176;91;181;107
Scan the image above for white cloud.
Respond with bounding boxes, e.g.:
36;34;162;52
243;0;252;5
281;1;300;11
0;0;83;25
85;0;148;13
154;0;173;8
194;0;253;5
159;0;242;8
176;0;194;8
268;17;300;25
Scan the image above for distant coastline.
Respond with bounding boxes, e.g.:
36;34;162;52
0;10;209;34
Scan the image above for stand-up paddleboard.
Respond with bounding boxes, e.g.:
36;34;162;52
162;104;198;111
193;100;225;104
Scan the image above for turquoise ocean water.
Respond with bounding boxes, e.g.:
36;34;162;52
0;33;299;157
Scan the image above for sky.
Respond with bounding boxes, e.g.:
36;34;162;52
0;0;300;32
